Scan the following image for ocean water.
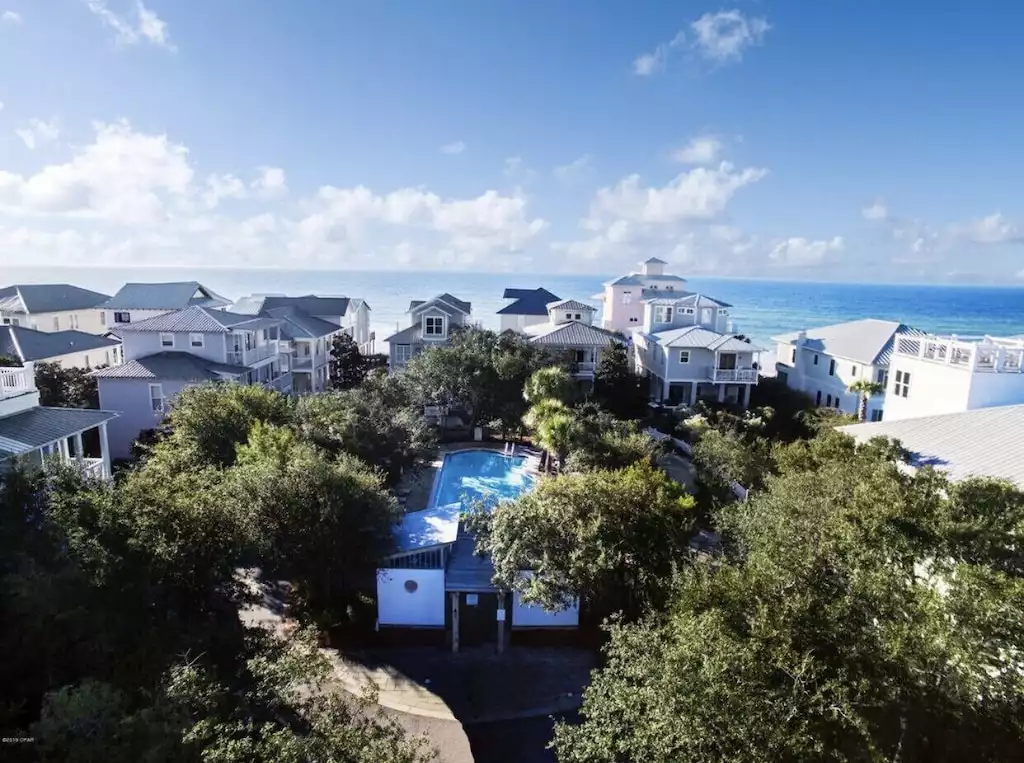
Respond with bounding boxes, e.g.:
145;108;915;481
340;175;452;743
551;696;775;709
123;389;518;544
5;266;1024;349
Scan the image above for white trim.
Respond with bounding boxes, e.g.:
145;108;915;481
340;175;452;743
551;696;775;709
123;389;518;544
148;383;165;413
678;350;690;364
423;315;446;338
159;332;175;348
189;333;205;348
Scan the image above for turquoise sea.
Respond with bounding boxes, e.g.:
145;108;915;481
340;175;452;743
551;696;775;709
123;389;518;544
6;266;1024;350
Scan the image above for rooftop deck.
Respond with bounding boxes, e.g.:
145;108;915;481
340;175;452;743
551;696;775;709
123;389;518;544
893;334;1024;373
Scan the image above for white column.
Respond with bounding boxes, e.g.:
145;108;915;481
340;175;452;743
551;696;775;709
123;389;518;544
742;384;752;408
73;432;84;465
661;376;670;402
58;437;70;461
717;385;726;403
99;421;111;478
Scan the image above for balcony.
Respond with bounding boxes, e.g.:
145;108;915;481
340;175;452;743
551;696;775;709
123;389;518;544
291;355;313;371
226;340;280;366
709;367;759;383
0;365;34;400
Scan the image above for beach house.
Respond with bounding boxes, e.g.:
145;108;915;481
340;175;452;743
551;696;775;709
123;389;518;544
497;288;560;333
0;284;111;334
92;306;289;459
593;257;690;333
773;319;928;420
385;293;472;371
881;333;1024;421
1;325;123;371
231;294;374;354
631;294;763;407
0;362;118;479
101;281;231;328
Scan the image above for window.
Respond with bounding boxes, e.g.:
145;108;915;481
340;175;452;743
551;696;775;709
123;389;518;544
870;410;884;422
834;398;841;409
813;354;819;365
114;312;130;323
829;358;836;376
815;390;822;405
826;394;833;407
654;306;673;323
393;345;412;364
160;333;175;348
1;317;18;326
565;312;572;321
71;314;79;329
53;316;60;330
149;384;165;413
678;350;690;364
851;364;858;377
621;291;632;305
574;350;587;363
894;370;911;398
877;369;889;387
574;313;582;320
683;307;695;315
190;333;204;348
791;347;797;364
424;316;445;337
628;316;639;323
666;285;674;291
100;312;106;326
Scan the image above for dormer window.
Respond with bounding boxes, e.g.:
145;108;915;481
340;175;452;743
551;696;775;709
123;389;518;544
424;316;445;337
565;312;572;321
574;313;582;320
654;306;673;323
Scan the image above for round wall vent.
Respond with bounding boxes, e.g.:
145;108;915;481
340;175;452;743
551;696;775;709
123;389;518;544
404;579;419;593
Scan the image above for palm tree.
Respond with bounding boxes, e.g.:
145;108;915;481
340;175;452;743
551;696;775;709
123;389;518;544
523;366;576;405
537;412;577;472
848;378;884;421
523;398;569;432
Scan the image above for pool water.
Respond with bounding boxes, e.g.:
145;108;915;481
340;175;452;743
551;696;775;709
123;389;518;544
429;449;533;511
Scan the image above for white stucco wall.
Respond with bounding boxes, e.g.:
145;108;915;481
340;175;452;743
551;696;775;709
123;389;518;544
377;568;446;627
500;313;547;333
18;309;108;335
512;591;580;628
966;370;1024;409
884;355;1024;421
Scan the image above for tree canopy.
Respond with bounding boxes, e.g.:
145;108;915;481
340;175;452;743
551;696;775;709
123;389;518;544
592;339;647;419
34;361;99;409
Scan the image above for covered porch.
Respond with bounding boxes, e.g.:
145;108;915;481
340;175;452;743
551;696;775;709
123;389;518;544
0;406;119;479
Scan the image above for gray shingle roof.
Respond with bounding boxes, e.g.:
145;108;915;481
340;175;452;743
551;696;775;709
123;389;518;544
266;307;341;338
91;352;248;381
546;299;595;313
0;407;119;458
497;288;561;316
103;282;229;311
838;404;1024;486
773;319;928;366
1;326;120;363
650;325;762;352
0;284;111;314
609;275;644;286
528;321;622;347
112;306;276;334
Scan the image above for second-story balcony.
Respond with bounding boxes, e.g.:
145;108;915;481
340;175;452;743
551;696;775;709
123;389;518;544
710;367;759;383
0;364;35;400
226;340;280;366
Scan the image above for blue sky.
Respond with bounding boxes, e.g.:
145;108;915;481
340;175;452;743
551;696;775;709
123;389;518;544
1;0;1023;282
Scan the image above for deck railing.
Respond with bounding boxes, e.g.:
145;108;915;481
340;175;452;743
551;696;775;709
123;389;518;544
894;335;1024;373
0;364;35;400
710;368;759;383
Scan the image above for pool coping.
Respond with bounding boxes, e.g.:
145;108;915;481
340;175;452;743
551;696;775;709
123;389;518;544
424;446;537;512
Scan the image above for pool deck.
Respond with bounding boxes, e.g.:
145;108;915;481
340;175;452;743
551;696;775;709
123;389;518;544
396;442;541;514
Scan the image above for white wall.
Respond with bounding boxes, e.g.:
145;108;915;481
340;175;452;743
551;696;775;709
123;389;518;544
883;356;973;421
20;309;107;335
500;313;547;333
377;568;446;626
512;591;579;628
44;345;121;371
966;371;1024;409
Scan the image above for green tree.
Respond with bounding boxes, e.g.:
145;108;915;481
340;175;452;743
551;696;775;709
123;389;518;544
471;461;696;620
691;427;774;500
523;366;577;406
34;362;99;408
328;332;369;390
554;432;1024;763
848;378;885;421
592;339;647;419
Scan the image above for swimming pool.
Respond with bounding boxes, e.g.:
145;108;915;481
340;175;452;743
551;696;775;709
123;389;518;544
428;449;534;511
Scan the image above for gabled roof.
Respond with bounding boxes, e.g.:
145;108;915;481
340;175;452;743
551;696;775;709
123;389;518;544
650;325;762;352
608;275;645;286
527;321;623;347
91;352;248;381
839;404;1024;486
1;326;120;363
644;292;732;308
546;299;595;313
234;294;352;318
0;284;111;314
0;407;120;459
103;282;230;311
772;319;929;366
266;307;342;339
644;257;668;265
410;293;471;316
112;306;277;334
497;288;561;316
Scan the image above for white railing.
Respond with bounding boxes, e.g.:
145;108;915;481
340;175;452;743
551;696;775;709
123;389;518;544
711;368;759;383
80;458;105;479
291;355;313;371
894;334;1024;373
227;341;279;366
574;361;596;375
0;364;35;400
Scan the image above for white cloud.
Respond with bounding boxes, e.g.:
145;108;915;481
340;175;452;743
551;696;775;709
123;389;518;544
503;155;536;183
440;140;466;155
672;135;723;165
691;10;770;63
202;174;247;209
769;236;844;267
14;118;60;150
84;0;175;51
633;32;685;76
553;154;594;183
951;212;1023;245
862;200;889;221
252;166;287;198
2;10;21;23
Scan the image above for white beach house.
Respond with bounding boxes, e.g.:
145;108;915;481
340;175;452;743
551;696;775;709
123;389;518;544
497;288;561;333
773;319;928;421
385;294;473;371
1;284;112;335
1;325;123;371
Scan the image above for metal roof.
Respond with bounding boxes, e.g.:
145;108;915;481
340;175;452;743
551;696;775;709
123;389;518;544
102;282;230;311
527;321;623;347
266;307;341;338
838;404;1024;486
650;325;763;352
113;306;277;334
1;326;120;363
497;288;561;316
394;503;462;552
0;407;119;458
608;275;645;286
235;294;352;317
672;293;732;308
410;293;472;316
445;522;499;593
773;319;929;366
546;299;596;313
384;324;423;344
644;257;668;264
91;352;248;381
0;284;110;314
